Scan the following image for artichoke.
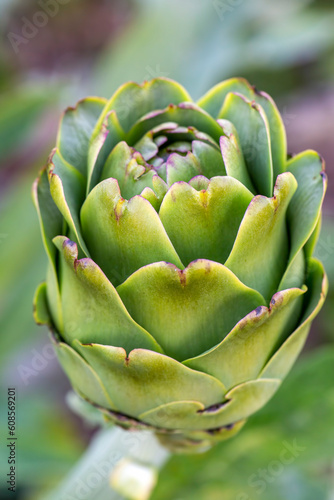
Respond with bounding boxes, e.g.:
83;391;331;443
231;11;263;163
33;77;327;453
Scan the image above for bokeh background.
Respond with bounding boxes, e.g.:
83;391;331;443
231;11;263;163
0;0;334;499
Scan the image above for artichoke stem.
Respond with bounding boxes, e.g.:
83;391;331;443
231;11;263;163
45;426;170;500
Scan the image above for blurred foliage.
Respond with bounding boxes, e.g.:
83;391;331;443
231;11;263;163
0;388;85;500
0;86;55;163
93;0;334;100
0;0;333;498
0;168;47;363
2;0;132;74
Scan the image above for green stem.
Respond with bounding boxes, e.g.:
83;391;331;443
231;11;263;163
45;426;170;500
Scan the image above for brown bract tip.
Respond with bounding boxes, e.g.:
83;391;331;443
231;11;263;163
47;147;57;167
113;198;126;222
170;189;177;202
49;330;60;345
205;261;211;274
199;189;208;208
198;400;229;414
269;291;285;311
178;269;187;286
206;422;236;434
63;238;76;249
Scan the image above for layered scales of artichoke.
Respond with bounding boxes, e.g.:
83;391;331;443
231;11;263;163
34;79;327;451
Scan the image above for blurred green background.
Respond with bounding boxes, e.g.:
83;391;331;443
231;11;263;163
0;0;334;498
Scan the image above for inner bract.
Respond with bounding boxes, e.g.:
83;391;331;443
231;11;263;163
100;121;227;201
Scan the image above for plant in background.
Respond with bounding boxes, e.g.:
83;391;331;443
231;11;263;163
33;77;327;454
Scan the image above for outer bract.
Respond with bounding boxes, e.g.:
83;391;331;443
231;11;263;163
33;78;327;453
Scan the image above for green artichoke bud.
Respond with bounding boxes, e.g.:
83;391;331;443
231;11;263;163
33;78;327;453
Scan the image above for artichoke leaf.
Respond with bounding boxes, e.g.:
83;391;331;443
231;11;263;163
52;335;115;410
250;89;287;178
134;132;159;161
126;102;225;146
280;150;327;287
152;174;168;196
140;379;280;431
53;236;163;353
197;77;254;117
191;140;226;178
75;343;226;418
219;92;273;196
139;187;160;211
198;77;287;177
93;77;192;134
181;420;246;444
188;175;210;190
101;141;156;199
159;177;253;266
117;259;266;362
261;258;328;380
87;110;125;193
57;97;107;178
48;148;89;256
278;248;306;291
32;168;63;331
160;126;220;151
219;119;255;193
80;178;184;286
33;281;52;327
225;172;297;301
184;286;306;390
305;215;322;261
166;152;201;185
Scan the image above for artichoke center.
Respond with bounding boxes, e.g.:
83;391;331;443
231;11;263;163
112;122;226;195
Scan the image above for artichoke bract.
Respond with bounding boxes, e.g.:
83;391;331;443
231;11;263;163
33;77;327;452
